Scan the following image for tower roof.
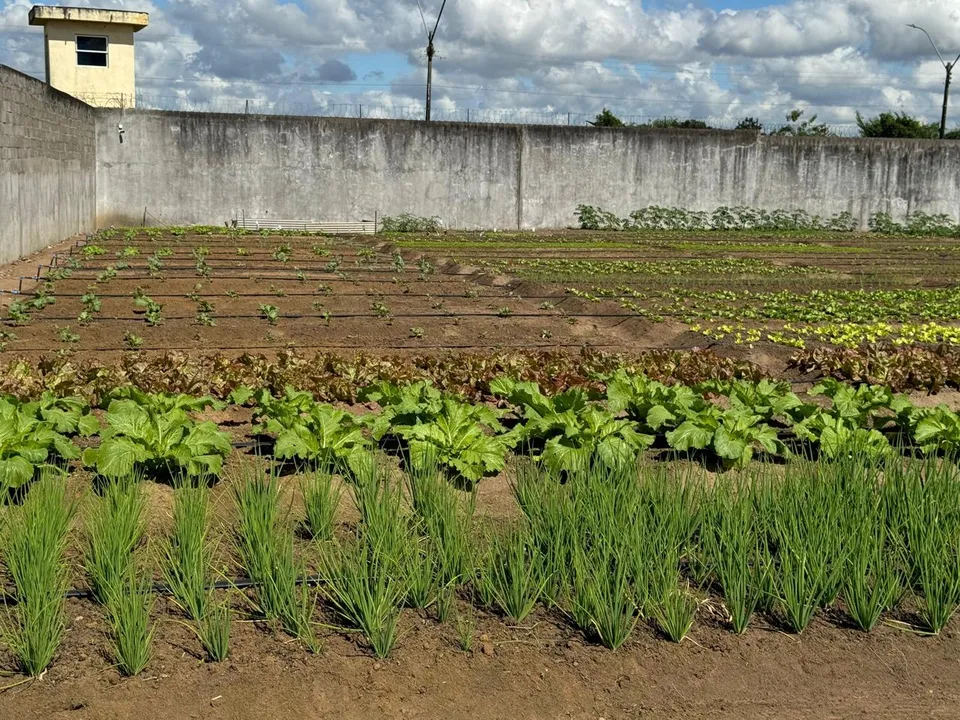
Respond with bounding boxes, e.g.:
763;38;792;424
28;6;149;31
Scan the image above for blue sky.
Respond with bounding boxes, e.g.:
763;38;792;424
1;0;958;129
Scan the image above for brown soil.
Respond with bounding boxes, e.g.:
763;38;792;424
4;458;960;719
3;229;960;717
3;601;958;720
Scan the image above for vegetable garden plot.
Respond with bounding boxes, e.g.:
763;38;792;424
0;231;677;358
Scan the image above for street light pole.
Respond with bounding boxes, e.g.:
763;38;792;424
908;23;960;139
418;0;448;122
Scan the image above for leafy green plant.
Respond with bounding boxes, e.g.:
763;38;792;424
666;407;785;469
0;397;84;491
402;398;514;484
491;378;651;474
82;243;106;257
81;391;231;479
123;332;144;349
57;326;80;344
259;304;280;324
381;214;442;232
272;244;293;263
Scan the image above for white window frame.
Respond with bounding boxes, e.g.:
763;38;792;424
76;34;109;68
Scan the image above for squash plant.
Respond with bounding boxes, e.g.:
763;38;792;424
82;391;231;479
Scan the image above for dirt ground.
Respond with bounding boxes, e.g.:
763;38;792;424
4;229;960;718
2;459;960;720
3;604;959;720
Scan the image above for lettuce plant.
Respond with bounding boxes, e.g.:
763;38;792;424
82;392;231;479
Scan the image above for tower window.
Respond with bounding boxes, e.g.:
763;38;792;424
76;36;108;67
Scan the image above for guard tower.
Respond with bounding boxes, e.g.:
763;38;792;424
28;5;149;108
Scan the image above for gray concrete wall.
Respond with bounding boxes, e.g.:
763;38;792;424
94;110;521;229
95;110;960;230
521;127;960;227
0;65;97;263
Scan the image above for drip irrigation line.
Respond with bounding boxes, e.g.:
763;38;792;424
38;273;481;283
0;574;328;605
6;341;622;352
24;311;640;322
13;291;552;300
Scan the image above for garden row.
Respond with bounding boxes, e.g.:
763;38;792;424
575;204;960;236
5;371;960;491
5;451;960;679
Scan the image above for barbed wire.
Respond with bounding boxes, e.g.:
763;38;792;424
79;92;862;136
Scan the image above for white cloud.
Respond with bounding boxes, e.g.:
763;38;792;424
1;0;959;130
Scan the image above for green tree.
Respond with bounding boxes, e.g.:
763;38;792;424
589;108;625;127
735;117;764;132
856;111;939;139
636;118;711;129
772;109;832;137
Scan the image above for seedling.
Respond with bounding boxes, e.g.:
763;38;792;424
57;326;80;343
296;269;306;283
272;244;293;263
372;302;390;318
259;304;280;324
324;256;343;273
124;332;144;349
236;247;249;256
226;290;240;298
82;244;106;257
118;246;139;258
312;244;330;257
496;307;513;318
6;301;30;325
270;284;286;297
0;330;16;351
148;255;164;277
97;267;118;284
409;327;425;339
316;283;332;295
418;257;435;279
393;252;406;273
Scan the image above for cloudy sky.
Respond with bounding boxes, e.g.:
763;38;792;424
1;0;959;129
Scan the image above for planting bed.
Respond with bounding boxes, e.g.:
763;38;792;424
4;225;960;719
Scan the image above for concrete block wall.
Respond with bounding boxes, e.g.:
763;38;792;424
94;110;521;229
0;65;97;263
95;110;960;231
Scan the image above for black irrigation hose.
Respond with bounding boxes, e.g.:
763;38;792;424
37;273;482;282
4;341;625;352
13;291;551;300
20;311;632;321
0;574;327;606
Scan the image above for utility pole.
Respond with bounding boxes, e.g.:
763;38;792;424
908;23;960;139
417;0;448;121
